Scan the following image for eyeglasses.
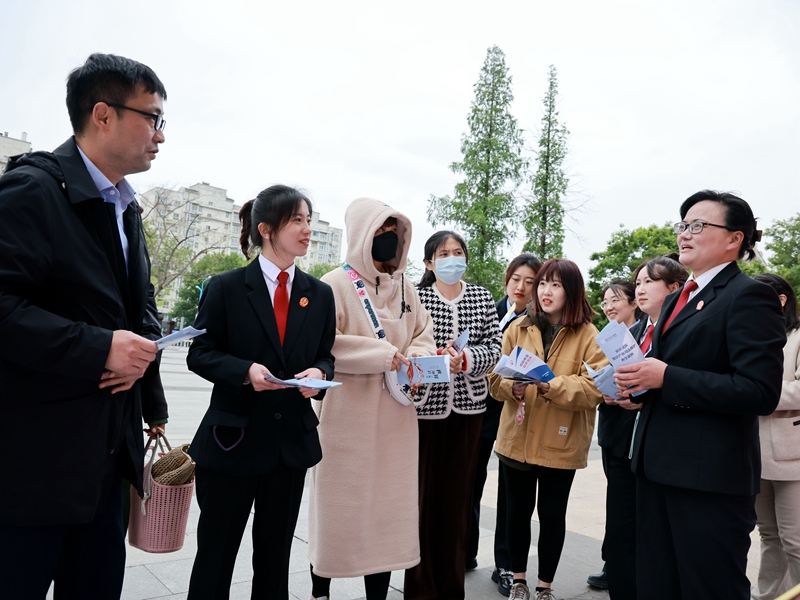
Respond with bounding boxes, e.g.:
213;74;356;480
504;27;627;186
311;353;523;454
600;297;623;310
673;221;731;235
106;103;166;131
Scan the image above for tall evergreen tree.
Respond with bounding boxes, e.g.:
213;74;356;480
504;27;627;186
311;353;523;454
523;65;569;260
428;45;526;298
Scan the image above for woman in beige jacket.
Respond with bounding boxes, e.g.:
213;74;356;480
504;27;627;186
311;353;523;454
753;274;800;600
489;259;607;600
308;198;436;600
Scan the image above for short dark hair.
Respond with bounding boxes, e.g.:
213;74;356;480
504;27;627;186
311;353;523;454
418;230;468;288
504;253;543;286
238;185;312;259
754;273;800;333
531;259;595;326
600;278;643;322
680;190;760;261
66;53;167;135
631;253;688;289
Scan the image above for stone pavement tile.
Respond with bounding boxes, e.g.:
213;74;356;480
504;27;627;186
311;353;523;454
121;565;173;600
141;558;195;594
288;536;311;575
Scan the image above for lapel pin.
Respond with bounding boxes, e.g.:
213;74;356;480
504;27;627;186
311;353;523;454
299;297;309;308
696;300;704;310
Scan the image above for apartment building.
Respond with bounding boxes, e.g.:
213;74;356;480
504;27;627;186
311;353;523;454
0;131;32;174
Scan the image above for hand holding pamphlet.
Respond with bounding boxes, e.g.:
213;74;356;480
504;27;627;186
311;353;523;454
396;355;451;385
492;346;555;384
263;372;342;389
593;321;646;396
155;327;206;350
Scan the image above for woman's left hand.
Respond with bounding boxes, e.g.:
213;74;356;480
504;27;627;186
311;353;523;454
294;367;324;398
534;381;550;394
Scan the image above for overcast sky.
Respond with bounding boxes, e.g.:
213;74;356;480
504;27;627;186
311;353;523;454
3;0;798;275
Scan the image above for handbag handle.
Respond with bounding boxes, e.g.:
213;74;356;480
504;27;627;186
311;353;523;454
139;431;174;516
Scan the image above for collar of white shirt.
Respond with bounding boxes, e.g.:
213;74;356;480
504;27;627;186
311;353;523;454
258;254;295;285
687;261;733;298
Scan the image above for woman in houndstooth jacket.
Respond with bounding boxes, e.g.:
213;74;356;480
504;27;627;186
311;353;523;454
404;230;502;600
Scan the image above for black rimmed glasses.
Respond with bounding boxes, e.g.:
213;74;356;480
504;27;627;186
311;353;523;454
673;221;731;235
106;103;166;131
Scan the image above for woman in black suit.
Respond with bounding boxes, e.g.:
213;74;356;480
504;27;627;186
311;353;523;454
186;185;336;600
467;252;541;596
594;257;687;600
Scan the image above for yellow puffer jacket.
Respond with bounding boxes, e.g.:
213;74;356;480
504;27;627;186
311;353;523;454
489;316;608;470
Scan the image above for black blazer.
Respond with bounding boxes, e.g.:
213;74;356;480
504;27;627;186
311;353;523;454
0;138;167;525
631;263;785;496
597;319;646;458
187;259;336;475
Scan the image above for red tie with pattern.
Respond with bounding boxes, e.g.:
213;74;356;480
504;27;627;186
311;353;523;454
661;280;699;332
639;324;654;354
274;271;289;345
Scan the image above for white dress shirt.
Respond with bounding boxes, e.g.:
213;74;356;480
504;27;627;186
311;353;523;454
258;254;295;306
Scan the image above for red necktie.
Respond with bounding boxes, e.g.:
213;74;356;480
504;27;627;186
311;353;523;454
639;324;654;354
661;280;699;332
274;271;289;345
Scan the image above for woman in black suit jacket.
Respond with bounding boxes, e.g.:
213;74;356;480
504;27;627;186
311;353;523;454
594;259;686;600
186;185;336;600
617;191;785;600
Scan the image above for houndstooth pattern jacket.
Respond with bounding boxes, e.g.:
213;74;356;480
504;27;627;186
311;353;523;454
414;282;502;419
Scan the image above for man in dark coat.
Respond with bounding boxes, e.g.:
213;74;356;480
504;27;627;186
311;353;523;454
0;53;169;599
616;190;786;599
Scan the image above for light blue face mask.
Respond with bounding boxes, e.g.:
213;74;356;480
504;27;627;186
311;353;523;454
434;256;467;285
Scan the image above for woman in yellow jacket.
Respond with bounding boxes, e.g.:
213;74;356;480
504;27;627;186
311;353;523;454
489;259;607;600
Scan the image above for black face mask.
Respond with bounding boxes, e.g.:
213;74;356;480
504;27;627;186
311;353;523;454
371;230;399;262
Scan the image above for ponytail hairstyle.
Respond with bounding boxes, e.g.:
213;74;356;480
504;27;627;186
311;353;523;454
679;190;761;261
632;252;689;290
753;273;800;334
238;185;312;259
531;259;595;326
418;230;469;288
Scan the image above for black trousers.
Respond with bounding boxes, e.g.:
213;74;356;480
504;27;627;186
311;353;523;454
601;448;637;600
188;461;307;600
404;413;483;600
468;435;510;570
503;463;576;583
636;474;756;600
0;480;125;600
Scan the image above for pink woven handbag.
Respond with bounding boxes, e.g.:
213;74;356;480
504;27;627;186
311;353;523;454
128;433;195;553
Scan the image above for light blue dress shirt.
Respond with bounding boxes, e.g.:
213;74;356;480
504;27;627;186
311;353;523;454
77;146;135;269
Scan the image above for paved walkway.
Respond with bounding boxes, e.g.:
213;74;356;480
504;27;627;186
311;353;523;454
54;346;761;599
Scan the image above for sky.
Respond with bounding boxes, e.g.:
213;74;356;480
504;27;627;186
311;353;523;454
2;0;798;276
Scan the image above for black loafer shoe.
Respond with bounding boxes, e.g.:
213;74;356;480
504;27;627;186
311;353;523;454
586;568;608;589
492;568;513;597
466;557;478;571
